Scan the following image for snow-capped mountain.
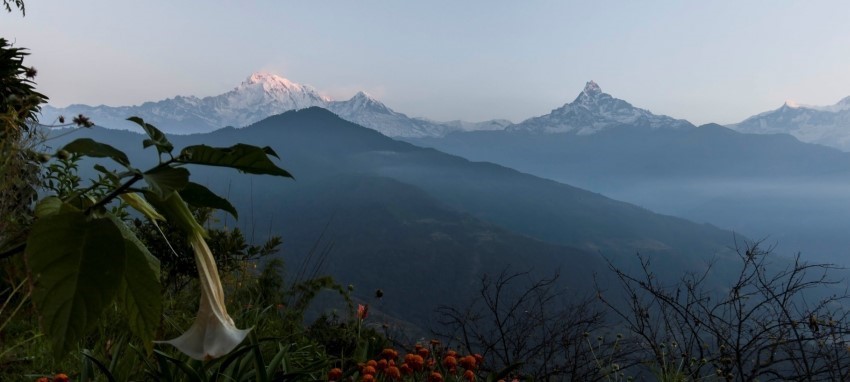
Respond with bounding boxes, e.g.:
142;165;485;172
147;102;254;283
41;72;329;134
327;91;448;138
325;91;512;137
507;81;693;134
41;72;508;137
730;97;850;151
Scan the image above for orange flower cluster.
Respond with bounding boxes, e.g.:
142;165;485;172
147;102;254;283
35;374;70;382
330;342;483;382
329;367;343;381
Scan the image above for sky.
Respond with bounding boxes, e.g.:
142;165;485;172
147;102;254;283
3;1;850;125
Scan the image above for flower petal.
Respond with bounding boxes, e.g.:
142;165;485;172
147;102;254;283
158;228;251;360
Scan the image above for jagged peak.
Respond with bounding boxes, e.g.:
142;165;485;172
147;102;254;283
783;100;800;109
583;80;602;95
346;91;390;110
573;80;607;104
235;71;331;102
352;91;376;100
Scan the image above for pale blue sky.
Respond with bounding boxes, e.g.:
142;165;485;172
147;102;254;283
3;1;849;125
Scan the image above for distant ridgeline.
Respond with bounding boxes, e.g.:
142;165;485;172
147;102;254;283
42;76;850;329
46;107;754;330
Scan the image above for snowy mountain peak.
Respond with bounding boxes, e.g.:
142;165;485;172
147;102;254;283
352;91;377;101
583;80;602;96
245;72;294;87
507;80;693;134
573;80;609;106
236;72;330;102
783;100;800;109
329;90;393;118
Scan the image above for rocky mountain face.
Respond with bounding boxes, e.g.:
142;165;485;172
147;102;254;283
730;98;850;151
507;81;694;134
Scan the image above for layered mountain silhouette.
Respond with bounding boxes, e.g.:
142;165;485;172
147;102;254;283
52;108;743;328
45;73;850;263
407;83;850;263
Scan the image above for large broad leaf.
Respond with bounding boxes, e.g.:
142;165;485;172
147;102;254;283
144;191;206;237
34;196;63;218
93;164;120;182
262;146;280;158
26;210;127;358
119;192;165;222
180;182;239;219
61;138;130;167
108;214;162;353
128;116;173;155
177;144;293;178
143;166;189;198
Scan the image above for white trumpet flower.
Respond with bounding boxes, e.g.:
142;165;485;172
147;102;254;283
156;194;250;360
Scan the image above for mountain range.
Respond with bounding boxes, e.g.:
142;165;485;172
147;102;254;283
51;108;747;329
44;71;850;264
730;97;850;151
42;71;850;153
40;72;508;137
406;83;850;264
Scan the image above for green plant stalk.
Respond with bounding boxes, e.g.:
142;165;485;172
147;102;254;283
0;332;42;361
0;279;29;333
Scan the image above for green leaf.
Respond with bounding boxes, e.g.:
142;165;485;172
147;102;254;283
353;338;368;363
144;191;206;236
81;349;118;382
261;146;279;159
120;192;165;221
26;210;127;358
128;116;173;155
108;214;162;353
248;334;269;382
179;182;238;219
176;144;293;178
61;138;130;167
94;164;120;182
143;166;189;198
265;344;288;378
153;350;205;382
34;196;63;218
